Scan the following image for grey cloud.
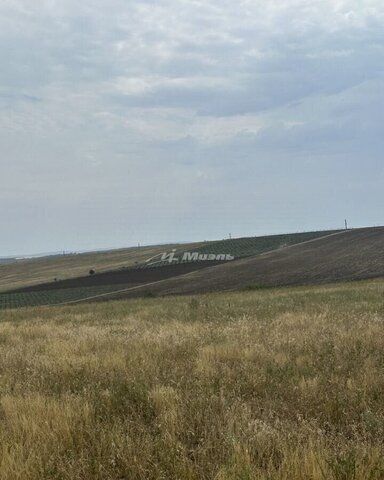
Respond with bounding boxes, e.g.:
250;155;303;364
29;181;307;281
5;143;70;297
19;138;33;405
0;0;384;255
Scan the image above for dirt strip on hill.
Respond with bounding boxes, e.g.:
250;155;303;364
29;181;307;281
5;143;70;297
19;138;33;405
93;227;384;301
6;261;225;294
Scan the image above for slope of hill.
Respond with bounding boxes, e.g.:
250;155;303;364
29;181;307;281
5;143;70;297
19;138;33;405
190;229;340;259
0;258;17;265
0;229;340;295
146;229;341;267
0;242;204;293
111;227;384;299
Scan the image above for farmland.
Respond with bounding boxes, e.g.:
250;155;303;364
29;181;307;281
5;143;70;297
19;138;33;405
0;229;344;309
0;229;340;294
191;229;340;259
0;262;222;310
0;285;132;310
2;227;384;309
114;227;384;300
0;241;206;293
0;280;383;479
137;230;342;268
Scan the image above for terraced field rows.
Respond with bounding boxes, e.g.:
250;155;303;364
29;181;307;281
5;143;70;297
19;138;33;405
0;230;342;309
192;230;341;258
148;230;341;267
0;284;131;310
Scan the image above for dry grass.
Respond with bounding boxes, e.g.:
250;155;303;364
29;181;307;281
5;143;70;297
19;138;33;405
0;280;383;479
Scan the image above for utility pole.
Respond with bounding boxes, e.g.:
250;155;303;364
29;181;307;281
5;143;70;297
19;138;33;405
344;219;348;230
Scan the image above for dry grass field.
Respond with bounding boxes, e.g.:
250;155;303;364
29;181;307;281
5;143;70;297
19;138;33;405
0;280;383;479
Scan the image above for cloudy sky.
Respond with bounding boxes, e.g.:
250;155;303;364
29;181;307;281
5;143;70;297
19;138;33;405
1;0;383;255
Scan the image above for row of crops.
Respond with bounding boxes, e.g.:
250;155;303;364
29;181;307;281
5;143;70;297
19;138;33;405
0;284;131;310
193;230;341;257
142;230;341;268
0;230;342;309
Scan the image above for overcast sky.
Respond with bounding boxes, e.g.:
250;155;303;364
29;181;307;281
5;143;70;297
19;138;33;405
1;0;383;255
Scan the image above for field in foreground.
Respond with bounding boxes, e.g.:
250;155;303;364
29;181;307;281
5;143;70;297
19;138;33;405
0;281;383;479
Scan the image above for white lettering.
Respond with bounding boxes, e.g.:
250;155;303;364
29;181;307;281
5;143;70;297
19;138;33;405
147;251;235;265
161;250;178;263
182;252;199;261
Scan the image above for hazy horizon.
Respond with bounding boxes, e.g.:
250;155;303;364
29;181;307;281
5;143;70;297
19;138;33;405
2;222;382;258
1;1;383;257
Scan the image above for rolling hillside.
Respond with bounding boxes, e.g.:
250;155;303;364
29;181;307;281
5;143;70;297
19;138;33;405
0;242;205;293
110;227;384;299
0;229;340;300
147;229;340;267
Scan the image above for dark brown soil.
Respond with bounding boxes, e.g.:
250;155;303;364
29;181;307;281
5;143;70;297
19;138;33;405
8;227;384;303
107;227;384;300
8;261;225;293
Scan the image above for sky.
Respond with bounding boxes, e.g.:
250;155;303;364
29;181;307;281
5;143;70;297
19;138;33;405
1;0;383;256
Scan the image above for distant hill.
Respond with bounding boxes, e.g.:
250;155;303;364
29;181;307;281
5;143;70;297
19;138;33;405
1;228;356;308
112;227;384;299
0;258;16;265
1;229;340;295
0;242;205;293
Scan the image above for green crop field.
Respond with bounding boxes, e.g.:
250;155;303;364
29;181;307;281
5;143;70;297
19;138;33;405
191;229;341;258
1;230;343;306
144;230;342;268
0;284;132;310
